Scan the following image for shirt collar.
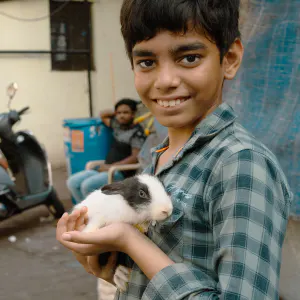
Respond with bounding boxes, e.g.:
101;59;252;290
151;103;237;156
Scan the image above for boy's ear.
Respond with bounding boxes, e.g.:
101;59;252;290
223;39;244;80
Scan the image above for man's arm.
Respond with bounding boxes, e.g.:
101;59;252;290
100;110;115;127
139;150;292;299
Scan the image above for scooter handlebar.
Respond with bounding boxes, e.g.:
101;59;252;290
18;107;30;116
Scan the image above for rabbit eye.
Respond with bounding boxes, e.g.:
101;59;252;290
139;190;147;198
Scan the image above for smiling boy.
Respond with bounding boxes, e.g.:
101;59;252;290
57;1;292;299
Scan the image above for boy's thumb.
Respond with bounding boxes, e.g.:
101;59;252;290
62;231;100;244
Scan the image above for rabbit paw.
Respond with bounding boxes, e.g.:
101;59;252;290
97;278;116;300
113;265;132;292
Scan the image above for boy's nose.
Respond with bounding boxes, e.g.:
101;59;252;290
154;65;180;91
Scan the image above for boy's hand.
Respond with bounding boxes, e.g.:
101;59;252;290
56;208;121;282
56;208;95;275
59;221;131;255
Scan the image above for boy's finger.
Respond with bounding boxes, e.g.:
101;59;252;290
84;211;89;225
74;252;88;265
73;253;94;275
62;231;103;245
56;214;88;251
76;207;88;229
60;240;95;254
81;206;88;215
56;214;96;253
104;251;117;271
78;224;87;232
67;209;80;232
89;252;117;281
88;255;103;276
75;215;85;231
101;252;118;281
56;212;69;240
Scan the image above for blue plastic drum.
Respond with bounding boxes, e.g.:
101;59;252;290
63;118;112;177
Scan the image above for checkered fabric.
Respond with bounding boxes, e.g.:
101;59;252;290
116;103;293;300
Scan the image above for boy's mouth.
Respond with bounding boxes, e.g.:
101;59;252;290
155;97;190;108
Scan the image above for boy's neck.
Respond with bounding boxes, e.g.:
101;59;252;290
167;125;196;152
166;101;223;151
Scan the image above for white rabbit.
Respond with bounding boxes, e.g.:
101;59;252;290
73;174;173;293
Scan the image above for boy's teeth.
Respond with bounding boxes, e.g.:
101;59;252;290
169;100;176;107
157;98;188;108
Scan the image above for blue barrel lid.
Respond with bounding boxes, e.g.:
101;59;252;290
63;117;103;128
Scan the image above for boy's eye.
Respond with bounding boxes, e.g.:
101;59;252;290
180;55;201;65
138;60;155;69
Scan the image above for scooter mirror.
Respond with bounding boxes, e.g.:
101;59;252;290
7;82;18;111
7;82;18;100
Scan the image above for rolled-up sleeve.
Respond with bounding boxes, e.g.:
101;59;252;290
142;149;292;300
142;263;218;300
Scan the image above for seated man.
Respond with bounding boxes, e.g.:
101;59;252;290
67;98;146;203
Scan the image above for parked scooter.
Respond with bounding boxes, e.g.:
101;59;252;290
0;83;65;221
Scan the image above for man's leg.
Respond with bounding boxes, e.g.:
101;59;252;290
80;171;124;198
66;170;98;203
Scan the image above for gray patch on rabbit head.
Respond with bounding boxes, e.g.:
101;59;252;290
101;176;151;210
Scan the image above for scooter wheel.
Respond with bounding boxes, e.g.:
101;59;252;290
47;190;65;219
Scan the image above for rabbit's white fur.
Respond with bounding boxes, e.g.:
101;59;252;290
73;174;173;294
76;191;146;233
74;174;173;233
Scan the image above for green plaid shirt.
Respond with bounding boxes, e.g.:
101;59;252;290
116;103;293;300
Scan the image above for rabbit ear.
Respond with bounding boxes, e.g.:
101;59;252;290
101;182;125;195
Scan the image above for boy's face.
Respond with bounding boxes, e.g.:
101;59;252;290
132;29;243;130
115;104;135;125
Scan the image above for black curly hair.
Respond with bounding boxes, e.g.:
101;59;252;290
115;98;139;112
